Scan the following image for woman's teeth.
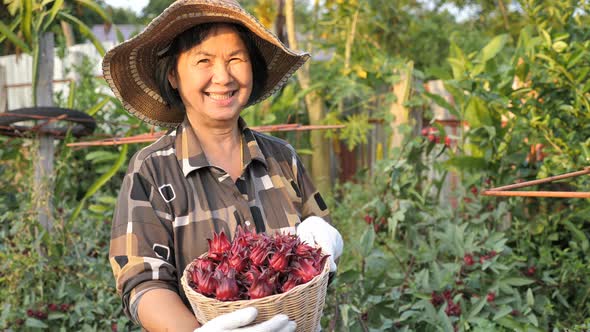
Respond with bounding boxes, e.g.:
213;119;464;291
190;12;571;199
208;91;234;100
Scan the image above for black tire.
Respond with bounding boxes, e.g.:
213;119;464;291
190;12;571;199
0;107;96;138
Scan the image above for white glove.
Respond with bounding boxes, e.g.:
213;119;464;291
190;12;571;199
194;307;296;332
296;216;344;272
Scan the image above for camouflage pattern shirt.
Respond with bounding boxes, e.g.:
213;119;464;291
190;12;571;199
109;117;331;321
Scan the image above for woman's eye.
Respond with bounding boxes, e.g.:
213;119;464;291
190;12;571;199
196;59;209;64
230;57;242;63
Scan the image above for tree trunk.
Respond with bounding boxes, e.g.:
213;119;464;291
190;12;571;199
34;32;55;233
285;0;331;194
60;21;75;47
497;0;510;31
389;61;414;150
275;0;287;45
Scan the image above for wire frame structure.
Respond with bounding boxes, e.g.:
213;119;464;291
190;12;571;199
66;124;345;148
482;167;590;198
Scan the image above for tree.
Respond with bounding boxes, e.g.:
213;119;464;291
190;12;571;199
285;0;333;193
141;0;174;22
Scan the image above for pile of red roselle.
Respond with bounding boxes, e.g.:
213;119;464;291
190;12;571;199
187;227;329;301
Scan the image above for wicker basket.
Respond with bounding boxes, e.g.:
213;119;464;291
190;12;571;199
181;256;330;332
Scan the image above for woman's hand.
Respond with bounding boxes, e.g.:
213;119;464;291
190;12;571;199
296;216;344;272
195;307;296;332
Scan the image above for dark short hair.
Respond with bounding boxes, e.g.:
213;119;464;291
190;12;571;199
155;23;268;111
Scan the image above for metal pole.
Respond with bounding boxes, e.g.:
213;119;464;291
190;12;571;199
34;32;55;232
0;65;6;113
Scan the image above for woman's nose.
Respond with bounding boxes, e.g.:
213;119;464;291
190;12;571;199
211;63;233;84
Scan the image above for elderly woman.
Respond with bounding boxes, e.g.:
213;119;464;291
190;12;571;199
104;0;343;331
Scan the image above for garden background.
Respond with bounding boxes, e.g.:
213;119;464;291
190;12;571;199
1;0;590;331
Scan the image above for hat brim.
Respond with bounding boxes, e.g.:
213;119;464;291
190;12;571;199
103;0;310;128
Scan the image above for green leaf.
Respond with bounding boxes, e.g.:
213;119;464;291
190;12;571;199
0;19;31;53
337;269;361;284
448;58;466;79
89;204;108;213
359;227;375;257
41;0;65;31
5;0;20;16
85;150;118;163
0;16;21;43
399;310;417;321
540;28;552;47
295;148;313;155
445;156;487;172
479;34;509;63
85;98;110;116
527;313;538;327
31;42;40;106
57;277;66;298
425;91;459;117
25;317;48;328
552;41;567;53
503;277;535;286
21;0;33;44
69;144;128;223
468;296;487;319
74;0;113;24
526;288;535;306
339;304;350;327
465;96;493;127
496;317;522;330
67;79;76;109
114;24;125;43
567;50;587;69
536;53;555;65
48;312;66;320
57;12;105;56
96;195;117;205
563;220;589;251
493;306;513;321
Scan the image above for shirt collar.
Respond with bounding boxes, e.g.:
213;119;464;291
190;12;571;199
175;117;267;178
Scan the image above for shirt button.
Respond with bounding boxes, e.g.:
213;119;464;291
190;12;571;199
245;220;251;227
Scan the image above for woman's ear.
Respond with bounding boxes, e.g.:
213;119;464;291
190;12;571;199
168;70;178;89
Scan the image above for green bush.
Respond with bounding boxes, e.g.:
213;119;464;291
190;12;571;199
324;136;589;331
323;2;590;330
0;55;142;331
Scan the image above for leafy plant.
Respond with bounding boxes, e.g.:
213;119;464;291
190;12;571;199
0;0;118;104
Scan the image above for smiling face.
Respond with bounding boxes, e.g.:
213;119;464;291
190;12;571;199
168;24;253;127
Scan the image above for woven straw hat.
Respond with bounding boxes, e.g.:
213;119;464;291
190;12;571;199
102;0;310;128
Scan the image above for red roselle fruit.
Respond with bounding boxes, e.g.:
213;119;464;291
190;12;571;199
445;301;461;316
249;241;270;266
194;269;217;296
292;258;321;283
228;246;249;273
430;292;444;307
463;254;474;266
248;270;277;299
216;258;232;275
194;257;215;272
487;292;496;303
207;232;231;261
243;266;261;286
294;241;316;256
189;227;329;301
281;274;303;293
269;246;292;272
216;270;241;301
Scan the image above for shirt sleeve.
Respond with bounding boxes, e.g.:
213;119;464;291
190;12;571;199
109;155;178;323
292;152;332;223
